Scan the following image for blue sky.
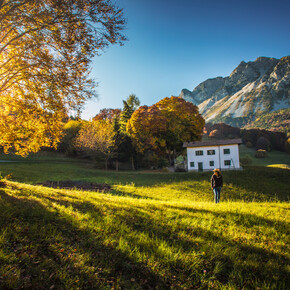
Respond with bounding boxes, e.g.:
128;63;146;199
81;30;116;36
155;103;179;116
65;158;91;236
81;0;290;119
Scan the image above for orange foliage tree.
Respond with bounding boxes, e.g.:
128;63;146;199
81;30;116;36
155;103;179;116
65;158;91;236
0;0;126;156
93;108;122;123
127;96;205;163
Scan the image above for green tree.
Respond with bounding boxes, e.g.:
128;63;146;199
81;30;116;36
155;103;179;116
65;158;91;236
126;94;141;111
0;0;126;156
118;94;140;169
119;94;140;133
58;119;83;156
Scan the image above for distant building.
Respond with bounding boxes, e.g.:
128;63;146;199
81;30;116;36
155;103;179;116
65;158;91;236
183;139;242;171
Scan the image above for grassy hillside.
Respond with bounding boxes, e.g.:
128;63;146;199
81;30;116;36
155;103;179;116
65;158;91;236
239;144;290;167
0;157;289;289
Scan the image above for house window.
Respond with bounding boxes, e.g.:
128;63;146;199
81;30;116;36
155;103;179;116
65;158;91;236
224;148;230;154
224;160;231;166
190;161;195;168
207;150;215;155
195;150;203;156
209;161;214;166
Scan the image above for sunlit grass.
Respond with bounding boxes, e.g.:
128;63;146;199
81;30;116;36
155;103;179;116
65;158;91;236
267;164;290;170
0;157;289;288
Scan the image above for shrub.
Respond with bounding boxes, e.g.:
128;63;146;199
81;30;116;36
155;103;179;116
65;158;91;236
140;152;169;169
255;149;268;158
240;155;252;166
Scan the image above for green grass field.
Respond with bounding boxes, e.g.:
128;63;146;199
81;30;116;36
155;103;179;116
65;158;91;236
239;144;290;167
0;155;289;289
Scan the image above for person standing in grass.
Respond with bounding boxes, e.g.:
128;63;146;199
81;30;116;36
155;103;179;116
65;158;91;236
211;168;223;203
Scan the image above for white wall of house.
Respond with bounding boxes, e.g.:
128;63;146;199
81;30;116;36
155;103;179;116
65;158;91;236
186;144;241;171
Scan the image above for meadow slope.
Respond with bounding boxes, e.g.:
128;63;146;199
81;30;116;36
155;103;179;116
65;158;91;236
0;159;289;289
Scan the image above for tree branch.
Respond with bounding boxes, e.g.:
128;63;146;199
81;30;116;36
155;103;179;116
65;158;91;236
0;0;32;22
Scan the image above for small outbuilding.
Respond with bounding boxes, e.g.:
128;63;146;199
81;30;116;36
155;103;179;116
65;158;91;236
183;138;242;172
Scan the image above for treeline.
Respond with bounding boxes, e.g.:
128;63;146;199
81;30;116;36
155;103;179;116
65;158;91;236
204;123;289;153
57;96;205;170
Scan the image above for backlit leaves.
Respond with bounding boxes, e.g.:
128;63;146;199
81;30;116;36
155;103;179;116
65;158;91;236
0;0;126;156
74;120;115;166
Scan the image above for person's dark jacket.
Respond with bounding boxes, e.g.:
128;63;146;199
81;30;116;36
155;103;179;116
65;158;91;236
211;174;223;188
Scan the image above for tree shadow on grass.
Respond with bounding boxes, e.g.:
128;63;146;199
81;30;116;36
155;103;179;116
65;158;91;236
26;190;290;288
0;189;167;289
115;206;289;288
161;204;290;231
108;189;157;200
1;185;289;289
223;167;290;201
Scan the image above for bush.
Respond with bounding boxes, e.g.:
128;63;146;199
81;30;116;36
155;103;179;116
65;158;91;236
246;141;253;148
255;149;268;158
140;152;169;169
240;155;252;166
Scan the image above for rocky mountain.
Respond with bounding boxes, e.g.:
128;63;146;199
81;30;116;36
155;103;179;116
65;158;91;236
179;56;290;127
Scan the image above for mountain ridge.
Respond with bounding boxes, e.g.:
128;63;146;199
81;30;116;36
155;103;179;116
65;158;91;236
179;56;290;127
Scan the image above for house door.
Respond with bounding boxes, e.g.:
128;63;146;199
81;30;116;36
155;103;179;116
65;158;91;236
198;162;203;172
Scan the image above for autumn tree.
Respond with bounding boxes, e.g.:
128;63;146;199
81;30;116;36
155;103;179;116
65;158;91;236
127;96;205;164
206;123;241;139
93;108;121;122
0;0;126;156
74;120;115;170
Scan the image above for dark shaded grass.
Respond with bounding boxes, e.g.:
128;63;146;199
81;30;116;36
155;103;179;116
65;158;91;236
0;189;166;289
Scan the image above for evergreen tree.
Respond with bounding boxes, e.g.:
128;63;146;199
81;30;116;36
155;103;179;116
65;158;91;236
119;94;140;133
117;94;140;169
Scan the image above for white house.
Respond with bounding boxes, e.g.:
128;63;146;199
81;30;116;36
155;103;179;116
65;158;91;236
183;139;242;171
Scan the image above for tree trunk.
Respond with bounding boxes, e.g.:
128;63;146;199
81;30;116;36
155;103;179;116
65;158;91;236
173;148;177;168
168;152;173;167
131;155;135;170
105;158;108;170
116;159;119;171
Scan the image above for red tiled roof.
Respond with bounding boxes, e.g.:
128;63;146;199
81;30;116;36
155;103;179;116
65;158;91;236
183;138;242;148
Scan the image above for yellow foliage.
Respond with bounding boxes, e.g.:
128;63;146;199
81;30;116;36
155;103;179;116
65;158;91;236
75;120;115;157
127;96;205;155
0;0;126;156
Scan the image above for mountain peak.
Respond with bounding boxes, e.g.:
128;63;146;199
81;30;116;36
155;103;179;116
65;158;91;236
255;56;277;62
179;56;290;127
